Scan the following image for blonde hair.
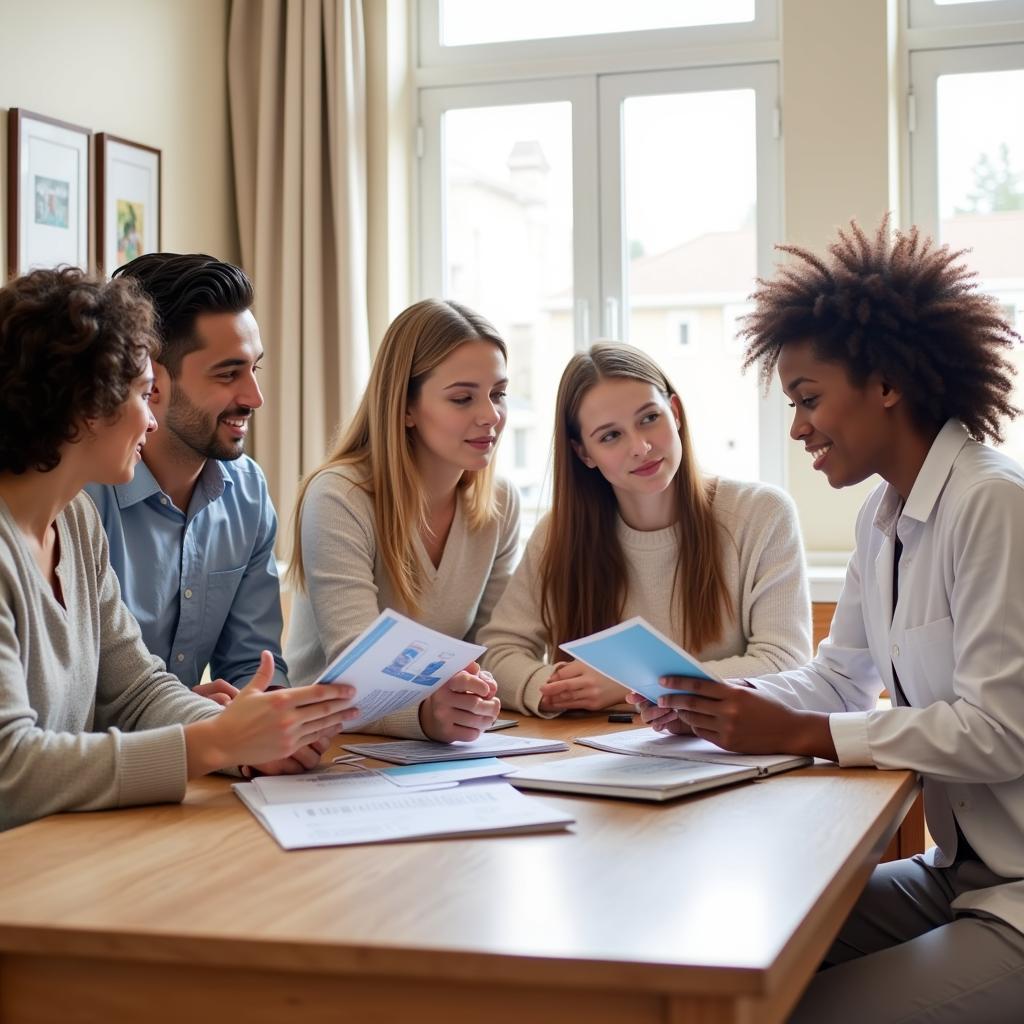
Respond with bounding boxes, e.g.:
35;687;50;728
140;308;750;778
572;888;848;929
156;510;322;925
539;343;733;656
289;299;508;615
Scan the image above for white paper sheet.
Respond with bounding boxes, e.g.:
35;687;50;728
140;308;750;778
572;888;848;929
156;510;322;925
234;781;574;850
341;733;569;765
575;727;811;775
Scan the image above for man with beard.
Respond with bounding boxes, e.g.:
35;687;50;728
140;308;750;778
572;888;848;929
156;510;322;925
86;254;289;699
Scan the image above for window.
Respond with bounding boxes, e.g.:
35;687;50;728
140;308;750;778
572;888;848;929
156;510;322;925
909;6;1024;466
417;11;783;510
437;0;756;48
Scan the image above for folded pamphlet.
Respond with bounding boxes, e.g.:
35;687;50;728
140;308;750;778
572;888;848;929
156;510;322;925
316;609;484;731
560;616;721;704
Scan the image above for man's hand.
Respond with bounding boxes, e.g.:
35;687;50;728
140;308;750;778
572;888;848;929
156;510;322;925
539;660;625;712
193;678;239;707
656;676;837;759
419;662;500;742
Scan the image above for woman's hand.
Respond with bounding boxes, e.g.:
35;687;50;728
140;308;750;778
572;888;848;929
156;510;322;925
184;652;360;777
539;660;625;713
193;678;239;707
419;661;500;742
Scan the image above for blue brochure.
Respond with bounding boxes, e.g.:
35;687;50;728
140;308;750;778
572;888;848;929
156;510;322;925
560;616;721;704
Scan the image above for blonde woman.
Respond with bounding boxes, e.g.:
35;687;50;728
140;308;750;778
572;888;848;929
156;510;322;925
479;343;811;716
286;299;518;741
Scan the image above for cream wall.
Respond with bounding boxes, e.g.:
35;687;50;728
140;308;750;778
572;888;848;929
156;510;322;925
779;0;900;550
0;0;238;282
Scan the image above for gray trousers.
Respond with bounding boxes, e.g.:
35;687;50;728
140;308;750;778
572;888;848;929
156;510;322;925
788;855;1024;1023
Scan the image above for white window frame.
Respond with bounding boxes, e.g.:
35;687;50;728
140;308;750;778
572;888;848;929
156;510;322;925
418;0;779;70
909;41;1024;232
415;5;785;486
909;0;1024;32
597;62;784;483
417;76;601;350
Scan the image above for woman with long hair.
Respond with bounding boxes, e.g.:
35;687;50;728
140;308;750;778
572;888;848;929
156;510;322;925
479;342;811;715
0;268;355;831
286;299;518;741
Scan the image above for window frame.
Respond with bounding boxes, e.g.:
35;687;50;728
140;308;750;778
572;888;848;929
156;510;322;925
417;0;779;70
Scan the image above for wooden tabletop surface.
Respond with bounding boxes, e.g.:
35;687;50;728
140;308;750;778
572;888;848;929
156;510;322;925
0;713;917;999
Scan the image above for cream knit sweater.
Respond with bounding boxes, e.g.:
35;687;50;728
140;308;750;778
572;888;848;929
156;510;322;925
285;465;521;738
479;478;812;716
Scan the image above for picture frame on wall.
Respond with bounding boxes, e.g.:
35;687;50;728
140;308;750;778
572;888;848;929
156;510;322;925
96;133;161;275
6;108;91;276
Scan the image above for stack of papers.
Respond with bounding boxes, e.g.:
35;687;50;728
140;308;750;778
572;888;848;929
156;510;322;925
340;733;569;765
316;609;484;731
234;779;573;850
576;727;812;776
511;752;757;802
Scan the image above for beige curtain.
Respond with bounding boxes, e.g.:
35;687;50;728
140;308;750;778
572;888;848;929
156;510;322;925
228;0;370;546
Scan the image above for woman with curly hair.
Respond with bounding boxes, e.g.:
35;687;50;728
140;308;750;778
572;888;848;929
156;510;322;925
0;268;356;831
637;219;1024;1021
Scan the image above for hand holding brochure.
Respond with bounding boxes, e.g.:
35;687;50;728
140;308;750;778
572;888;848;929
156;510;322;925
560;616;721;704
317;609;484;731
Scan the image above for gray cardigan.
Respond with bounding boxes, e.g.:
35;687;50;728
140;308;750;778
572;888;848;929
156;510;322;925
0;493;221;831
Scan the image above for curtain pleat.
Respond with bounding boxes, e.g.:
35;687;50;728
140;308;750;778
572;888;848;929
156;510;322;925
228;0;370;552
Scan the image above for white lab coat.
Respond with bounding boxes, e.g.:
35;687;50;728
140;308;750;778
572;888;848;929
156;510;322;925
755;419;1024;932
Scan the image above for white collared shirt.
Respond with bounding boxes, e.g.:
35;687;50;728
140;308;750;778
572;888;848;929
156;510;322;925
755;419;1024;931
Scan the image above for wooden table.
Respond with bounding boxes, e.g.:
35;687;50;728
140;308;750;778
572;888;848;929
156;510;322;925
0;714;918;1024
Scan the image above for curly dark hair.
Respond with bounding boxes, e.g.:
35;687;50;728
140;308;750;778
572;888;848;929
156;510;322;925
741;217;1020;444
0;266;158;474
113;253;254;375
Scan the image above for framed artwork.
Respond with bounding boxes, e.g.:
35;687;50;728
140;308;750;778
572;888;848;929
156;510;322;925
6;108;91;276
96;133;161;274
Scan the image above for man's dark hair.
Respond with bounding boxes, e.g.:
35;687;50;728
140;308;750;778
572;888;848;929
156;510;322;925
113;253;254;376
0;267;158;474
741;217;1019;444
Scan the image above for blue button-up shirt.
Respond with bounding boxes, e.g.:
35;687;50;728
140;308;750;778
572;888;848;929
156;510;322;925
84;456;288;689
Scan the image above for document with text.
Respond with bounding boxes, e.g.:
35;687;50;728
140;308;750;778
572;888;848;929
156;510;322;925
317;609;484;731
576;727;812;776
234;781;574;850
340;733;569;765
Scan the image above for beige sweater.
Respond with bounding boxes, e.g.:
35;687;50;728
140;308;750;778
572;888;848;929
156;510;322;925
0;494;221;832
285;466;521;738
479;478;812;716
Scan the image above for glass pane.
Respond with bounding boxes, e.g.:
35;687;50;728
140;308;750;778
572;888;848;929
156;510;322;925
937;68;1024;465
621;89;759;480
441;0;754;47
442;103;574;513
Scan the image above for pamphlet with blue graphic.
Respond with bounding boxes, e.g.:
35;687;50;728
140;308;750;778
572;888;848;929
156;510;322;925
317;609;485;731
559;616;722;704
